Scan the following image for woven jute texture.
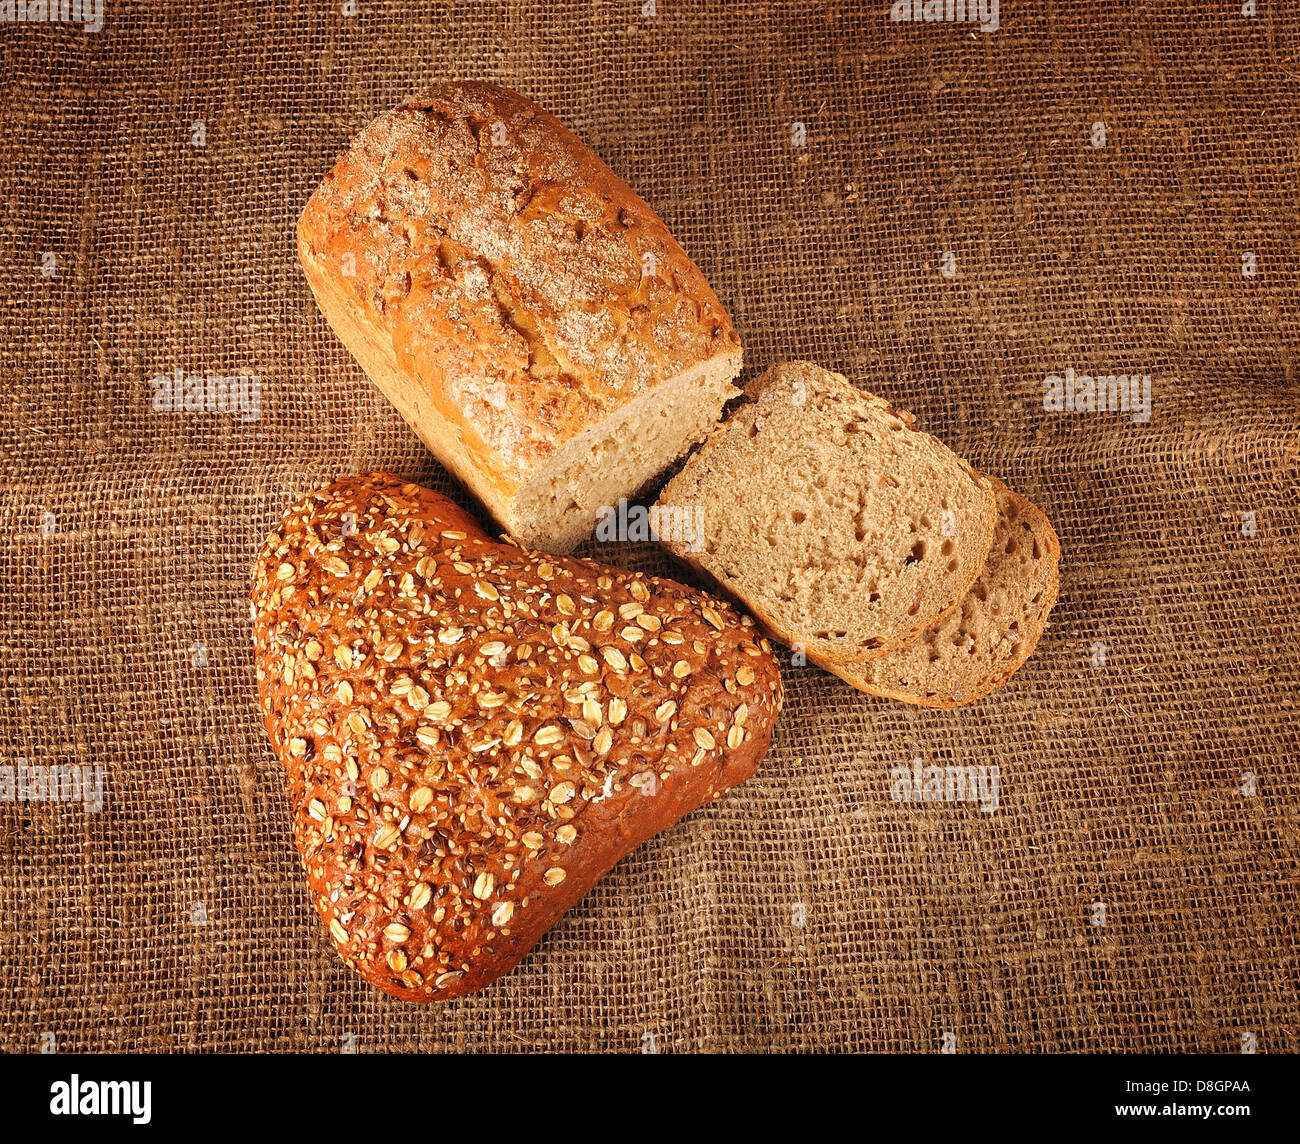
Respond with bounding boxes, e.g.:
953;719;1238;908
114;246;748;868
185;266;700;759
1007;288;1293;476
2;1;1297;1053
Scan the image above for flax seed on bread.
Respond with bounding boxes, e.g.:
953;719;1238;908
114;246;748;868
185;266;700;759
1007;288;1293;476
830;477;1060;706
654;361;997;666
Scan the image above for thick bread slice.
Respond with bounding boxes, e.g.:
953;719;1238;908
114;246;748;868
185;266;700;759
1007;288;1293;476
297;82;742;553
654;361;997;666
831;478;1060;706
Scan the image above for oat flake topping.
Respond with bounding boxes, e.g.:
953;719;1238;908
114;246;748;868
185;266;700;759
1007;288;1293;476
251;473;782;1000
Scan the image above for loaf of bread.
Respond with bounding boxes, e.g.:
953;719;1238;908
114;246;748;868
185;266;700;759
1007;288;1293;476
831;477;1060;705
297;82;743;553
655;361;997;665
250;473;782;1000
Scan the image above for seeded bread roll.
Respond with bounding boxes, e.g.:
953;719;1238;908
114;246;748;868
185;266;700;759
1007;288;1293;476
251;473;782;1001
831;478;1060;706
655;361;998;666
297;82;743;553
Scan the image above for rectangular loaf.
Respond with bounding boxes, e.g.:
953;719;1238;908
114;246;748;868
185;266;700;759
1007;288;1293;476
298;82;742;552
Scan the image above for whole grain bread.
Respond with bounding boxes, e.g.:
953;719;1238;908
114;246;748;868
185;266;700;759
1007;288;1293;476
250;473;782;1001
655;362;997;666
297;82;742;553
830;477;1060;706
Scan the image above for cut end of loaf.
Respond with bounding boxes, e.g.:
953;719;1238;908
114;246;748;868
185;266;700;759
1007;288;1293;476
509;349;742;551
296;82;745;556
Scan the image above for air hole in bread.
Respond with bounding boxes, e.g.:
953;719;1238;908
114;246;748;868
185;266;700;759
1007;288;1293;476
941;539;954;556
908;540;926;563
792;511;806;524
868;592;881;604
825;480;1060;705
403;167;420;181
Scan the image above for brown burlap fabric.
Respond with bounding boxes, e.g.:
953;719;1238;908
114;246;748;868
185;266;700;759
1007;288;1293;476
2;1;1297;1053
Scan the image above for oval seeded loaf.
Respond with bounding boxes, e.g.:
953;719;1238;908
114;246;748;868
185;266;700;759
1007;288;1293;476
830;477;1060;706
297;82;743;553
654;361;997;666
251;473;782;1001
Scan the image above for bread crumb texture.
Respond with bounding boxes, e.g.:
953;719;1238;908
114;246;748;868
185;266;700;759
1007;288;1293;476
656;361;997;666
832;477;1060;706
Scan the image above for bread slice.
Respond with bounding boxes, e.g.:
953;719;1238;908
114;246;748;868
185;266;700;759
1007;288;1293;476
831;478;1060;706
297;82;743;554
654;361;997;665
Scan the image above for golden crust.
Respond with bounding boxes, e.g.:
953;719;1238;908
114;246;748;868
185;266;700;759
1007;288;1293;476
297;82;740;519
